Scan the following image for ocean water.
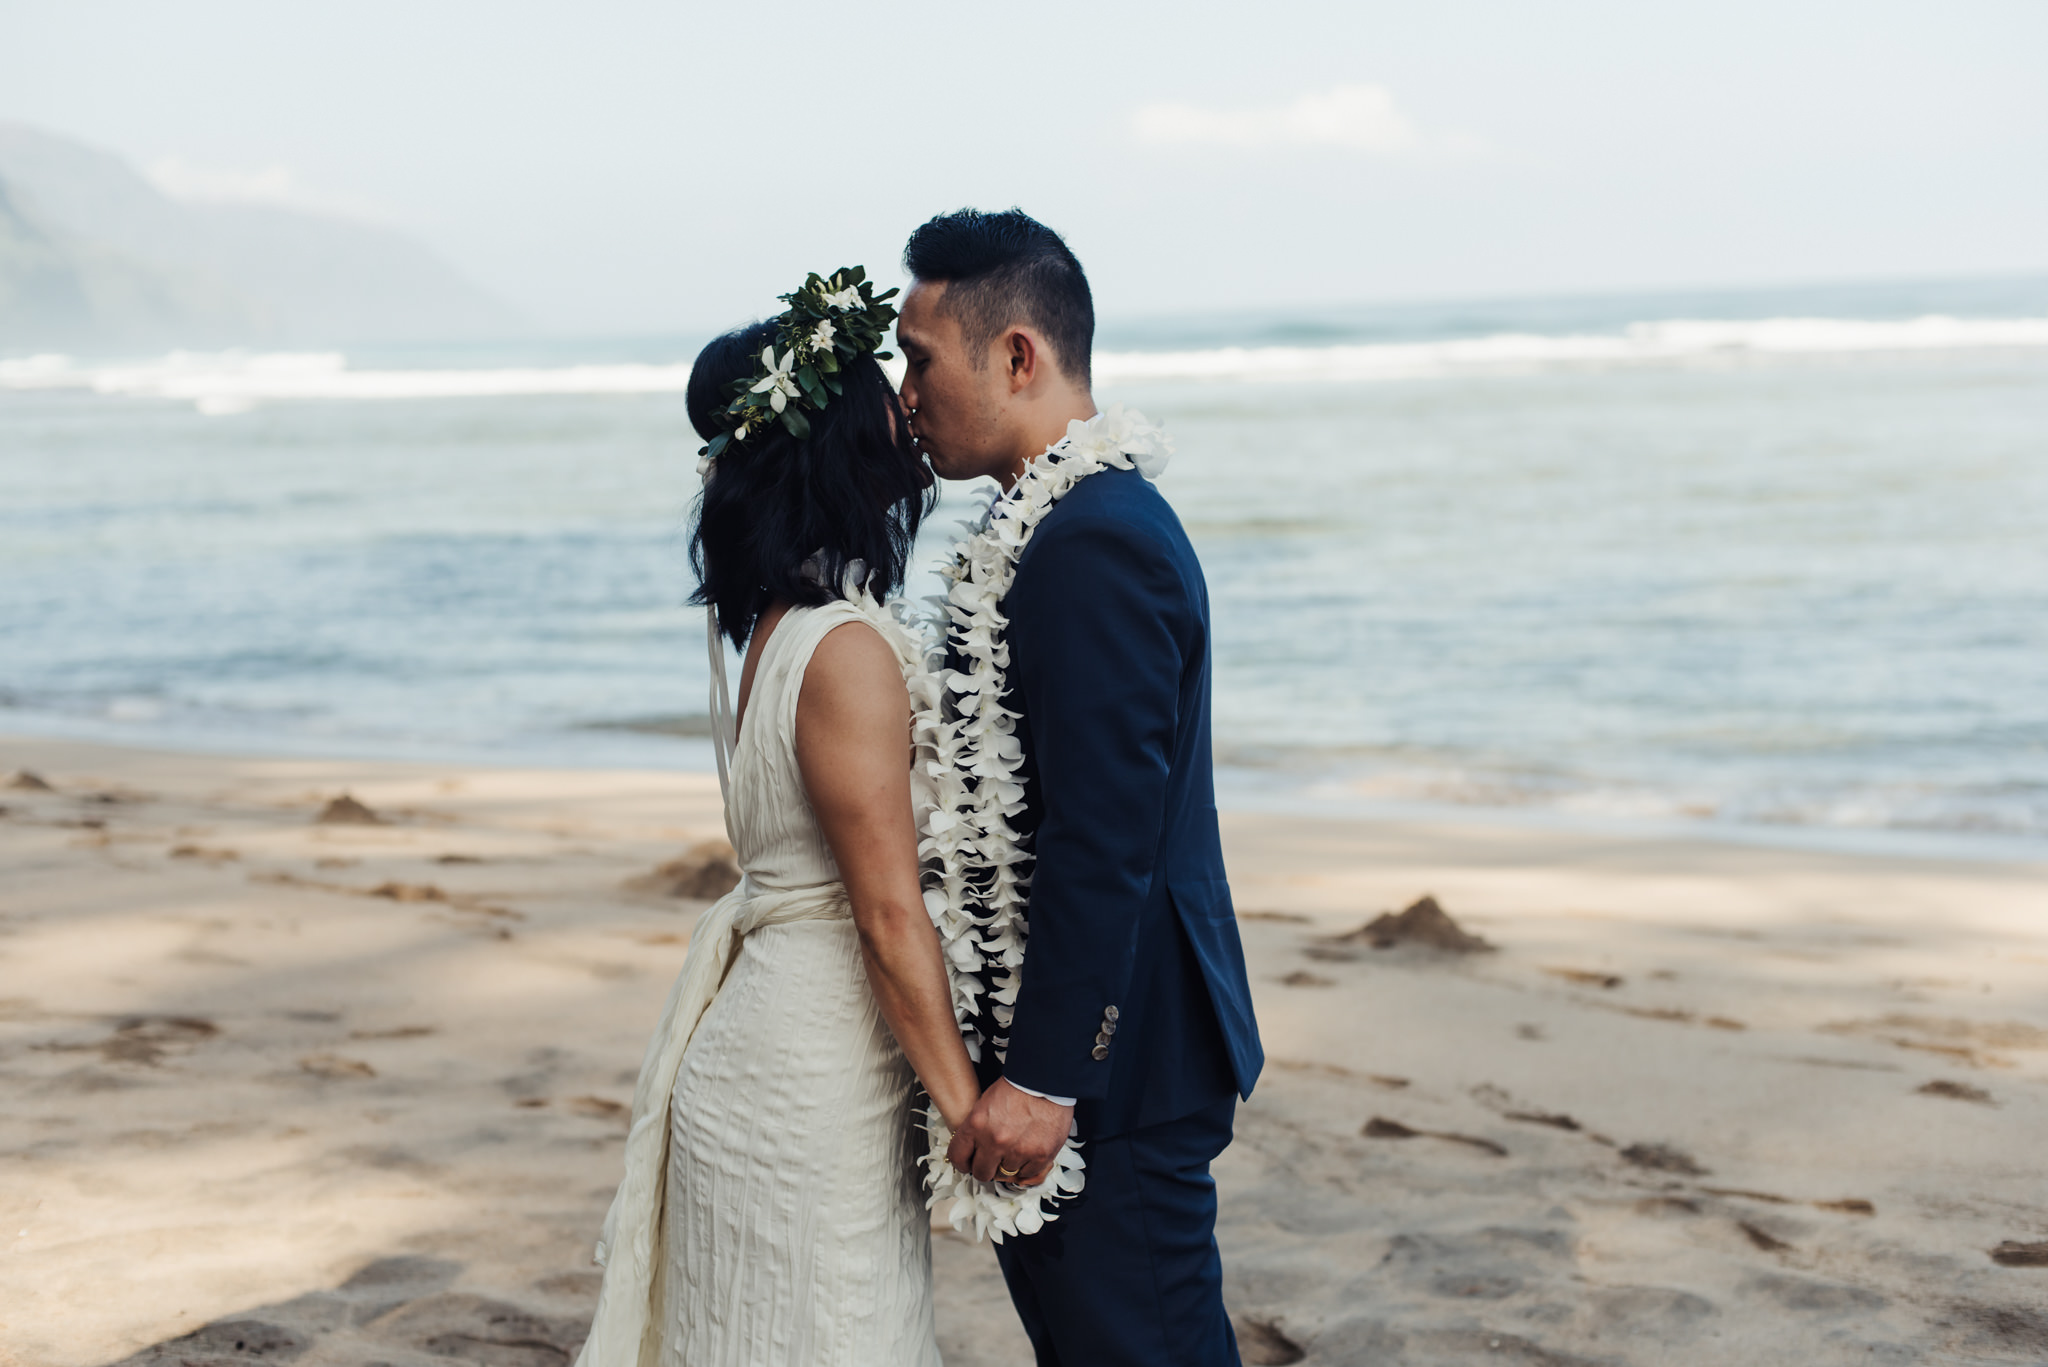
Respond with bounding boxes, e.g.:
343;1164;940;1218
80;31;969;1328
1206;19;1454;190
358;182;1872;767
5;277;2047;851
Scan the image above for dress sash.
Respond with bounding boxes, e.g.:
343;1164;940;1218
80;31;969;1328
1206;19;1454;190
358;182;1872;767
575;876;854;1366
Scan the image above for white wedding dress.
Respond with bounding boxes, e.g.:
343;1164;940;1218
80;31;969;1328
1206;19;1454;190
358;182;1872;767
576;599;942;1367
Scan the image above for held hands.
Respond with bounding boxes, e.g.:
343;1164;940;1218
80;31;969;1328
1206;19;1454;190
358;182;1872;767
947;1077;1073;1187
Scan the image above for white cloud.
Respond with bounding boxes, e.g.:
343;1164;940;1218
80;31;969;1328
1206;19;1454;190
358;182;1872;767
147;158;384;219
1132;84;1439;156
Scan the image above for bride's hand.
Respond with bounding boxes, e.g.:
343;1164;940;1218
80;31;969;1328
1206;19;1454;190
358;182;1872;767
932;1078;980;1137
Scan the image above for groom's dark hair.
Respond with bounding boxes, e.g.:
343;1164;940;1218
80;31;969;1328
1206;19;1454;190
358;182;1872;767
903;208;1094;388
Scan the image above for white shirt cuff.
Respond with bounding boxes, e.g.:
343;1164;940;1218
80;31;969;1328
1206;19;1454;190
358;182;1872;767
1005;1079;1077;1107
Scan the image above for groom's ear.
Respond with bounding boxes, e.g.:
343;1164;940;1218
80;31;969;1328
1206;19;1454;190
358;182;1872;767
1003;327;1040;393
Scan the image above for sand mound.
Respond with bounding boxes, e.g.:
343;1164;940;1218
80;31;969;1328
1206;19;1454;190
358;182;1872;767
626;840;741;901
7;768;55;791
315;793;385;825
1339;895;1493;953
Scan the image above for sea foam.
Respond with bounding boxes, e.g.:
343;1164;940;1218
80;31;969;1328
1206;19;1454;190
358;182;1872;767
0;350;693;407
6;314;2048;411
1095;315;2048;383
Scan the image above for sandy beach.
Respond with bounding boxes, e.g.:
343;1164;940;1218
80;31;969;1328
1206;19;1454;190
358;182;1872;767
2;734;2044;1366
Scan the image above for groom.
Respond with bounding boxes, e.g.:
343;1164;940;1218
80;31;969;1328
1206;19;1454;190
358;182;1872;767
897;208;1264;1366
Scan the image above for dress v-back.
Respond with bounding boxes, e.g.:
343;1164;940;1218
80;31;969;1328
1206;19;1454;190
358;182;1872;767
655;600;941;1366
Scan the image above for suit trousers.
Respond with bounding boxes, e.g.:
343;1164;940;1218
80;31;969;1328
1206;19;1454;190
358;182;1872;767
993;1096;1240;1367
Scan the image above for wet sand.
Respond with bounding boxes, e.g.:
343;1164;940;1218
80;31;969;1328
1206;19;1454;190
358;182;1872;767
2;736;2044;1366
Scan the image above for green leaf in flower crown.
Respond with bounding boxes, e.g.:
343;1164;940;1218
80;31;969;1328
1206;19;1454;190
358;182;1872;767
822;372;844;396
875;350;894;362
704;431;729;459
816;349;839;374
780;407;811;439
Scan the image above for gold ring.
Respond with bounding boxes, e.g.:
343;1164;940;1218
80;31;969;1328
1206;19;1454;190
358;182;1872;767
997;1164;1020;1178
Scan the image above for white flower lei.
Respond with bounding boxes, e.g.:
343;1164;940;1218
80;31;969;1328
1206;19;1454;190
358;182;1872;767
909;405;1174;1242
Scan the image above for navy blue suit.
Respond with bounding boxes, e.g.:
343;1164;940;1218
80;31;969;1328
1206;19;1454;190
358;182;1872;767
976;463;1263;1367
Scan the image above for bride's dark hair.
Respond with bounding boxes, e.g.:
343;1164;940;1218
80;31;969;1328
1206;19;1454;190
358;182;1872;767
687;319;933;649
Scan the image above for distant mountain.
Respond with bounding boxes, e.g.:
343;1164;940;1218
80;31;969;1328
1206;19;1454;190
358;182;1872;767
0;123;518;351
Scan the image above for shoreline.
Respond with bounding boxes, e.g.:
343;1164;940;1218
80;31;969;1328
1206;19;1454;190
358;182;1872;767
3;734;2044;1365
6;720;2042;871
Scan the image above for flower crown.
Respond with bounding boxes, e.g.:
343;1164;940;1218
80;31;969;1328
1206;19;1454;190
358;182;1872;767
698;266;900;461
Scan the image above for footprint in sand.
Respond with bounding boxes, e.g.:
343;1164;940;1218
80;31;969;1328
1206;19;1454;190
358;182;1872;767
1544;966;1624;989
1918;1079;1994;1104
369;881;523;921
1363;1116;1507;1157
39;1016;221;1067
1702;1185;1792;1204
1279;970;1335;988
1232;1316;1307;1365
300;1053;376;1079
1635;1196;1702;1216
569;1095;629;1122
1739;1220;1794;1252
1702;1186;1876;1218
169;844;239;863
1620;1142;1709;1176
371;881;450;903
96;1256;597;1367
1991;1241;2048;1267
1814;1199;1875;1216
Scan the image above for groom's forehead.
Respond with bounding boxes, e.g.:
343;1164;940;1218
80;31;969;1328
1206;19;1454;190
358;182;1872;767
896;281;955;347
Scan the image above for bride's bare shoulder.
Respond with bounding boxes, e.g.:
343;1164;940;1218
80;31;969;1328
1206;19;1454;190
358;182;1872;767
798;618;909;723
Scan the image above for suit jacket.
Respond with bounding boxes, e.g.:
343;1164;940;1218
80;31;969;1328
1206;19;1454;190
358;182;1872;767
976;463;1263;1138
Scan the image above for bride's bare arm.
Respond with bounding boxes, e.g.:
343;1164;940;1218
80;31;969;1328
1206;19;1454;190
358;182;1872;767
794;622;981;1131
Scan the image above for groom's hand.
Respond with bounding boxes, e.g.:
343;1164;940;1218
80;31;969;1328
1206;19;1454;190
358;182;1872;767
948;1078;1072;1186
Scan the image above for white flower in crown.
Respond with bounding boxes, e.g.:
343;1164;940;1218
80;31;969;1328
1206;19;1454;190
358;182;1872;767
818;282;863;311
750;345;801;413
810;318;837;352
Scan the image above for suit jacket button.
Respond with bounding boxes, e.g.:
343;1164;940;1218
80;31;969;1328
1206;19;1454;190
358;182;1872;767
1090;1044;1110;1061
1100;1020;1117;1036
1094;1030;1111;1046
1104;1006;1120;1022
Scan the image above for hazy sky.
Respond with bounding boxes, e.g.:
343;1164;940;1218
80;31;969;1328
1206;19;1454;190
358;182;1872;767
5;0;2045;334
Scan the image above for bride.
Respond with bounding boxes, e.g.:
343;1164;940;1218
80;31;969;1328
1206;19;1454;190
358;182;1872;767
575;269;978;1366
